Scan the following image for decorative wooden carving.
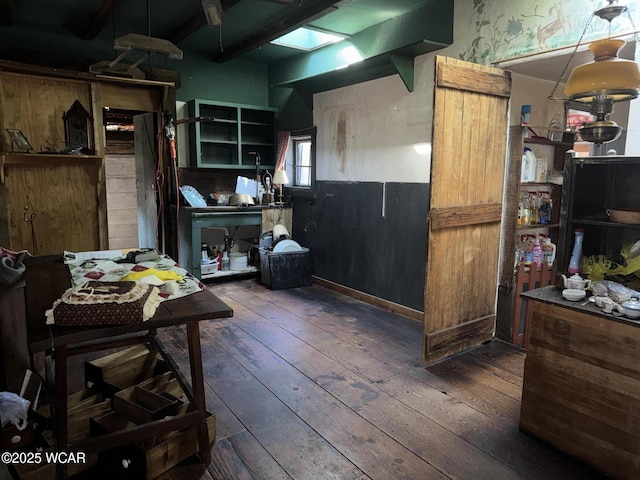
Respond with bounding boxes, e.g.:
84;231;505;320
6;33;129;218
63;100;93;151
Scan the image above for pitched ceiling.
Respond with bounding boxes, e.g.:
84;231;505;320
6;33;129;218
0;0;453;91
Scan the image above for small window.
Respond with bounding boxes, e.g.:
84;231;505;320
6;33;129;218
293;137;312;187
285;127;316;198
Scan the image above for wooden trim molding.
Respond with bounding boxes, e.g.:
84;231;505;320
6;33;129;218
312;276;423;322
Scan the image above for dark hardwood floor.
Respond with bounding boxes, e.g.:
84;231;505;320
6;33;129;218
157;279;607;480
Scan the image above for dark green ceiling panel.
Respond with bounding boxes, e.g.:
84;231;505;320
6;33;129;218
268;0;453;92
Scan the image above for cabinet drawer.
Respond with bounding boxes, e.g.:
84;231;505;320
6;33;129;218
93;412;215;480
84;345;169;396
114;386;181;424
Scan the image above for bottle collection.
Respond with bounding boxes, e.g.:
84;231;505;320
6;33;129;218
515;234;556;269
517;191;552;227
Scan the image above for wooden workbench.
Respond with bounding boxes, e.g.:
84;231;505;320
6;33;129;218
24;255;233;478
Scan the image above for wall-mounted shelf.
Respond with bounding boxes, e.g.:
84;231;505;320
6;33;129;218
188;100;277;169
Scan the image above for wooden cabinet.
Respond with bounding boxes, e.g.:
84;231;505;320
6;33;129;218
557;155;640;275
187;100;277;169
0;153;108;255
496;126;573;346
520;292;640;479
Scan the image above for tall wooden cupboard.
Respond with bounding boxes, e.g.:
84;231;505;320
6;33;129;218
0;69;168;255
496;125;573;347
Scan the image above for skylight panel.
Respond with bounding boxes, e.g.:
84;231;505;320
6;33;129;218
271;27;345;51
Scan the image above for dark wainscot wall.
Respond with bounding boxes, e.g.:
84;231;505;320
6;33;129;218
291;181;429;312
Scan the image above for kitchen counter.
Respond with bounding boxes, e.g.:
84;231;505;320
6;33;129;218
521;285;640;328
520;286;640;479
175;205;292;280
180;205;286;212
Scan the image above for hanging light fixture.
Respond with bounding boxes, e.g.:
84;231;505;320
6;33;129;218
551;0;640;144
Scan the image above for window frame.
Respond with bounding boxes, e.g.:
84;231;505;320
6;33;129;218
284;126;316;199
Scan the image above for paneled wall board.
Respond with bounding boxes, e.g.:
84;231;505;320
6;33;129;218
294;180;429;312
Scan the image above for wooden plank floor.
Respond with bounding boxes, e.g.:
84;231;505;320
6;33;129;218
156;279;607;480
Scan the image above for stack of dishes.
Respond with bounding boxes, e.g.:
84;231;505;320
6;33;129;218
562;289;587;301
273;239;303;253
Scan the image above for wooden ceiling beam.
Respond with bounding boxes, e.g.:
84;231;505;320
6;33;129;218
165;0;241;44
83;0;124;41
0;0;15;27
214;0;339;62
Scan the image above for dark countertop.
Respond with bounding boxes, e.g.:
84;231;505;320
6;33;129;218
522;285;640;328
179;205;288;212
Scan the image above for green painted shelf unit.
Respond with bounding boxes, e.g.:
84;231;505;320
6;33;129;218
187;99;277;169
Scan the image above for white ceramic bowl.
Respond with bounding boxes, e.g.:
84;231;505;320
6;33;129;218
562;288;587;302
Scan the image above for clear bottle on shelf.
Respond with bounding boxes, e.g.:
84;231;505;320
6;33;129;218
528;192;539;224
519;192;530;226
547;109;563;142
538;192;552;225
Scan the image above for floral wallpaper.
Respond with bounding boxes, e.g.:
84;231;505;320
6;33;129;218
458;0;640;65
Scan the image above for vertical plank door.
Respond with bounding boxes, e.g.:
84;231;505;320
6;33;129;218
423;56;511;363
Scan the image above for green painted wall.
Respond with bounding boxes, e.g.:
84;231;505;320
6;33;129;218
176;54;271;107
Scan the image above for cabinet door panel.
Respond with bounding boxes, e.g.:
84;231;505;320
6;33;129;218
4;158;101;255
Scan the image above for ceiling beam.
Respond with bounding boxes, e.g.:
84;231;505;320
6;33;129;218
166;0;241;44
83;0;124;41
214;0;340;62
0;0;14;27
269;0;453;91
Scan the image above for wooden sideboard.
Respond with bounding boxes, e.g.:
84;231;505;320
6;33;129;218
520;287;640;479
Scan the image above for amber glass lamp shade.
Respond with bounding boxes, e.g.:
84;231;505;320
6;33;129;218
564;39;640;103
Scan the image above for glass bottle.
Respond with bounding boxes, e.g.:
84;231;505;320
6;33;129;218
538;193;552;225
548;109;563;142
529;193;538;224
520;192;530;226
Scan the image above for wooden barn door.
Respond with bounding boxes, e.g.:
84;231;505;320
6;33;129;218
423;56;511;363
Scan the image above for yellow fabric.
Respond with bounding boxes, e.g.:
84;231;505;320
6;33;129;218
121;268;183;282
583;240;640;281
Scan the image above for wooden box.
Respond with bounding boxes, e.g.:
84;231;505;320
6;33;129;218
68;397;112;444
9;460;55;480
8;428;97;479
113;386;181;424
84;344;168;395
1;422;35;450
91;410;216;480
136;372;185;399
